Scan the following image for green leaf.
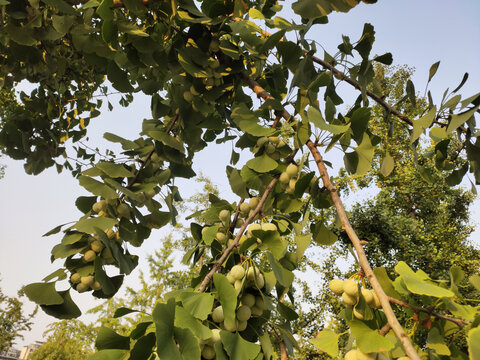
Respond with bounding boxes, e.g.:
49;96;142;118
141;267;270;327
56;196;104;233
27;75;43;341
107;61;134;93
311;222;338;246
147;131;185;154
291;56;316;89
94;258;123;297
42;0;76;14
295;234;311;261
52;242;87;259
226;167;249;198
380;152;394;177
349;320;395;353
468;326;480;360
78;176;118;199
355;134;375;175
88;350;129;360
74;217;118;233
427;328;451;356
446;105;480;133
24;282;64;306
96;327;130;350
76;196;97;214
246;154;278;173
42;269;67;282
52;15;76;34
213;274;237;330
406;79;416;107
220;331;261;360
306;107;350;134
267;252;294;288
394;261;454;298
429;126;447;143
97;0;114;20
373;267;401;299
174;326;201;359
259;333;273;360
129;333;155;360
152;298;181;359
442;298;477;322
96;162;134;178
292;0;371;19
309;331;339;357
470;274;480;291
255;230;287;259
373;53;393;65
175;306;212;340
179;292;214;321
43;223;69;236
411;106;436;143
277;301;298;320
428;61;440;82
114;307;138;318
41;290;81;319
231;105;275;137
103;133;139;150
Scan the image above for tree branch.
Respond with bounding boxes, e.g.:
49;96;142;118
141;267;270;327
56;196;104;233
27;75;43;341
388;296;469;329
197;177;278;293
305;141;420;360
379;323;392;336
236;19;414;127
239;71;420;359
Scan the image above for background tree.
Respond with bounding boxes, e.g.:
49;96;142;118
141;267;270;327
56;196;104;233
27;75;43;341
29;320;96;360
0;279;35;352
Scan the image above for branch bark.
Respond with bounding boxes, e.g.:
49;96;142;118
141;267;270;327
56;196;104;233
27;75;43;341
306;141;420;360
388;296;469;329
197;177;278;293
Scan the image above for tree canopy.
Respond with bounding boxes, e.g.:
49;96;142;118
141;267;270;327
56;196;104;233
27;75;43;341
1;0;480;359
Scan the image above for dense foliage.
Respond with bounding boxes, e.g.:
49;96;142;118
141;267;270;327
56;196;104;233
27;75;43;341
1;0;480;359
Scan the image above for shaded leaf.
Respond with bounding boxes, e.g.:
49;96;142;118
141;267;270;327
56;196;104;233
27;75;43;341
24;282;64;306
213;274;237;330
220;331;261;360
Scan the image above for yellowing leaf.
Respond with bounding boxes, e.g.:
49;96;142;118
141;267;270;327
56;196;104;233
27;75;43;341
411;106;436;143
380;152;394;177
309;331;339;357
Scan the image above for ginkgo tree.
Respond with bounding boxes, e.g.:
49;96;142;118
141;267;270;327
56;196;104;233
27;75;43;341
1;0;480;359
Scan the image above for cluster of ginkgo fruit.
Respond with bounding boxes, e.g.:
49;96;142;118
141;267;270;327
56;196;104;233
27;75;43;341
200;262;268;359
329;278;381;317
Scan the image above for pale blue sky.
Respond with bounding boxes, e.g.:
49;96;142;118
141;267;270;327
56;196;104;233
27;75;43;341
0;0;479;348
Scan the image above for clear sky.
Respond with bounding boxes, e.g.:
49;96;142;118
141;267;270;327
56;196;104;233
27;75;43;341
0;0;479;349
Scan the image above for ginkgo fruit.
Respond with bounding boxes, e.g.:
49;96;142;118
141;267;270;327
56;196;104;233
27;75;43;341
84;250;96;263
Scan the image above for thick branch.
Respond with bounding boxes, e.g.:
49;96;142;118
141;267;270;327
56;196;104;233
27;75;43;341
306;141;420;360
197;177;278;293
388;296;468;329
240;72;420;359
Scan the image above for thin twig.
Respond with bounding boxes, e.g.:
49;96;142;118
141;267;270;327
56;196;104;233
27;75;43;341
379;323;392;336
197;177;278;293
388;296;469;329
